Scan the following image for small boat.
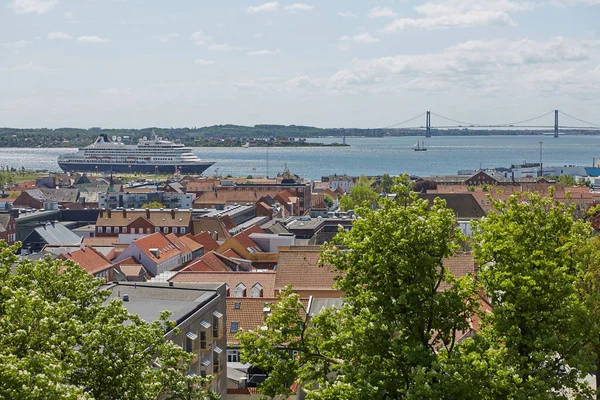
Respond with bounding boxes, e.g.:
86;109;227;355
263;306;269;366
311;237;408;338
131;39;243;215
414;140;427;151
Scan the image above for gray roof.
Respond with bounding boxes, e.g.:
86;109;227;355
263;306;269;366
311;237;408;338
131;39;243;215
307;297;344;317
0;214;12;230
32;222;82;245
417;193;486;219
103;282;222;324
27;188;80;203
260;220;290;235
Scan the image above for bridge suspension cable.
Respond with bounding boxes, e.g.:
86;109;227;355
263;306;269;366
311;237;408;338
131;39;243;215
559;111;600;128
382;112;425;129
430;112;482;127
502;110;555;127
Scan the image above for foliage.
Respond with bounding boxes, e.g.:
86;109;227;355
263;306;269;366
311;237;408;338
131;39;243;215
338;175;379;211
0;241;217;400
237;183;479;399
413;179;438;193
467;185;475;192
142;201;166;209
481;184;491;192
470;191;594;399
558;174;576;186
378;173;395;193
322;194;334;209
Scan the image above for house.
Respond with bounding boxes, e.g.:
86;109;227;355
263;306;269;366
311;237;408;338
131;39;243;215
321;175;355;194
104;282;228;398
95;209;193;237
98;191;194;209
13;188;80;209
216;226;281;269
21;222;82;254
114;232;183;276
191;216;233;242
274;246;342;298
169;270;276;299
417;193;486;220
58;246;115;281
190;232;220;253
0;213;17;245
113;257;150;282
165;233;203;265
182;251;248;272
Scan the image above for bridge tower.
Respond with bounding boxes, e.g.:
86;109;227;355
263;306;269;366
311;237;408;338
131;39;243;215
554;110;559;138
426;111;431;138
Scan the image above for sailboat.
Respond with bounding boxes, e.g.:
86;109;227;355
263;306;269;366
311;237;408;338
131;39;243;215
414;140;427;152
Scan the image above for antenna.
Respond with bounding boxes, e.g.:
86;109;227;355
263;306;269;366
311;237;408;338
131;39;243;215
266;146;269;179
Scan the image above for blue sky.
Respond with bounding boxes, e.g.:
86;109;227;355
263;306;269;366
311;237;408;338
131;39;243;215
0;0;599;129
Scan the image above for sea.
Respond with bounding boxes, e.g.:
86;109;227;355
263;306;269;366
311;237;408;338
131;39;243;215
2;135;600;181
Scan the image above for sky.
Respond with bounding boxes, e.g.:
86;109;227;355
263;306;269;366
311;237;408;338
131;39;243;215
0;0;599;129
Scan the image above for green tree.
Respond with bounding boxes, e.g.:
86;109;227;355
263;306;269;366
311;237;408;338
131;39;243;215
0;241;217;400
237;184;479;399
338;175;379;211
558;174;576;186
378;173;394;193
323;194;334;209
142;201;166;209
469;191;594;399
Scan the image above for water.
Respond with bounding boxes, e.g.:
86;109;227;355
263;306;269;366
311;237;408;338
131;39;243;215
1;135;599;180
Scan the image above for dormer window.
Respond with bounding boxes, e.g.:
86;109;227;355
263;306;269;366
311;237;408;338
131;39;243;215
250;283;263;298
233;283;246;298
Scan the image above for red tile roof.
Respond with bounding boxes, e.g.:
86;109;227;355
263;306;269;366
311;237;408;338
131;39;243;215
275;246;338;291
221;248;245;260
190;232;219;253
170;270;276;297
232;226;264;253
166;233;193;254
183;251;236;272
134;232;181;263
60;246;112;275
178;234;204;253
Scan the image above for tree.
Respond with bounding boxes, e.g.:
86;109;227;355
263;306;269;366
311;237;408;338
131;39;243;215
378;173;394;193
338;175;379;211
469;190;594;399
142;201;166;209
238;183;479;399
323;194;334;209
413;179;437;193
558;174;576;186
0;241;217;400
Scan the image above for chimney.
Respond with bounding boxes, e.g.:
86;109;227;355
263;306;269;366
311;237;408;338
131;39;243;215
107;209;112;218
171;209;175;219
123;209;127;218
146;208;150;218
100;209;104;218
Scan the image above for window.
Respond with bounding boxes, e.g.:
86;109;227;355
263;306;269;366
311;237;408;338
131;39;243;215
200;360;210;378
155;227;160;233
233;283;246;298
180;227;186;234
227;349;240;363
114;227;120;234
213;347;223;374
200;321;211;350
172;227;178;234
250;283;263;298
97;226;103;233
212;311;223;339
230;321;239;333
234;302;241;310
186;331;198;353
122;227;127;233
138;228;144;234
163;227;169;233
106;227;112;234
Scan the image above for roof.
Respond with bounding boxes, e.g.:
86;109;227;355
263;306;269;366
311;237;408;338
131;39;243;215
231;225;265;253
189;232;219;253
165;233;193;254
60;246;113;275
30;222;82;246
275;246;339;291
417;193;486;219
183;251;239;272
260;220;290;235
83;236;121;247
96;210;192;228
225;297;308;345
191;217;232;241
133;232;181;263
170;270;276;297
115;257;149;277
0;214;13;230
26;188;80;203
194;188;280;205
221;248;245;260
178;234;204;253
439;253;477;291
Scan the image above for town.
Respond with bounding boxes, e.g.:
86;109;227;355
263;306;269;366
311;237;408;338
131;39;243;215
3;163;600;398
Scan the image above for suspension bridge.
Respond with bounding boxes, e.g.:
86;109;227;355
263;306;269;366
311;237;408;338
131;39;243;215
383;110;600;138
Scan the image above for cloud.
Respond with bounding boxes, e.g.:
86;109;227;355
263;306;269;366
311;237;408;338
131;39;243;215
368;6;396;18
338;11;357;17
0;40;30;49
328;37;600;95
156;33;179;43
8;0;58;14
102;87;133;95
247;1;280;13
189;31;212;46
284;3;313;12
48;31;71;40
383;0;536;32
209;43;233;52
339;33;379;50
195;59;216;66
246;49;280;56
77;36;109;44
0;62;48;72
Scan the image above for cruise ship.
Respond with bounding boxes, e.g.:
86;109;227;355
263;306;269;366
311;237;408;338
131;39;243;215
58;134;215;174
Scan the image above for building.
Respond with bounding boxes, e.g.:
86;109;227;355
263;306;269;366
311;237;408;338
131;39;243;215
170;270;277;299
115;232;184;276
98;191;194;210
95;209;193;237
321;175;355;194
0;213;17;245
104;282;228;397
13;188;80;209
58;245;116;281
21;221;82;254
